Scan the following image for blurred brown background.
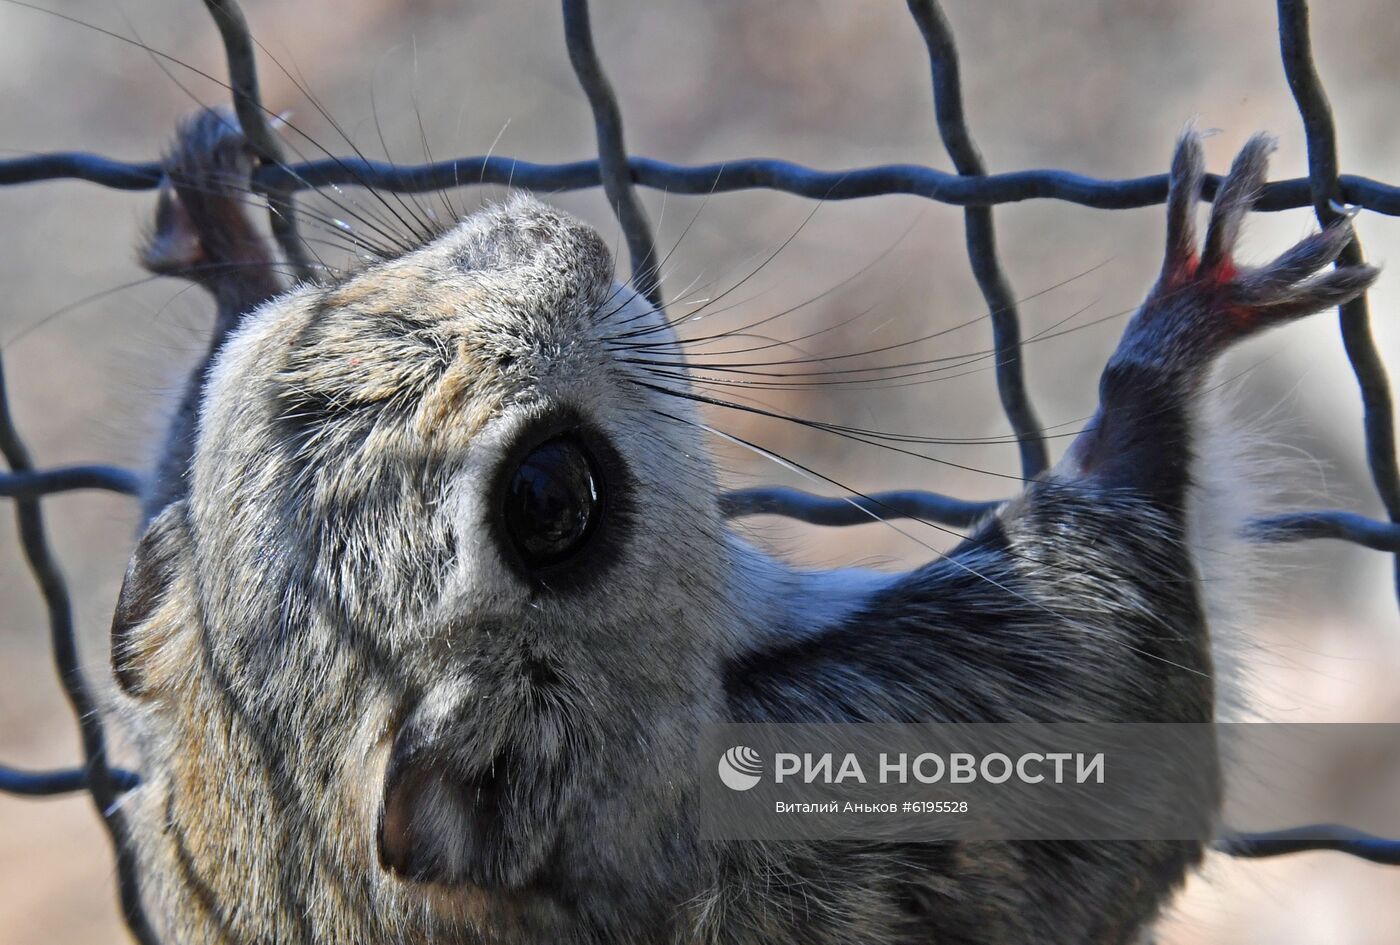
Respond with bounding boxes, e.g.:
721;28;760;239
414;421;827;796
3;0;1400;941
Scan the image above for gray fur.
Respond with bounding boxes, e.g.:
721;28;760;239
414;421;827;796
106;112;1379;944
1201;133;1273;273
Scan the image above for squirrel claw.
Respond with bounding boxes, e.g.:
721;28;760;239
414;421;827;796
1138;127;1378;363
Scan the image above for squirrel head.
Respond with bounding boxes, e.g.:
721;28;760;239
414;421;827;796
111;195;767;940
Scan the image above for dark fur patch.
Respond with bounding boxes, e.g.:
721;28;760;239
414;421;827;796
111;506;187;696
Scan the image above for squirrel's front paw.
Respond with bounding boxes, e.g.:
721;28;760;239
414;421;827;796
141;108;264;277
1121;129;1378;369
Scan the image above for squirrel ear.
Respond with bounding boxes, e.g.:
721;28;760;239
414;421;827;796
111;501;199;699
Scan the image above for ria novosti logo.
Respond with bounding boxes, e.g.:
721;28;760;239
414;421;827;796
718;746;763;791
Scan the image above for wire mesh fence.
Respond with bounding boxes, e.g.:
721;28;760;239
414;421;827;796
1;0;1399;940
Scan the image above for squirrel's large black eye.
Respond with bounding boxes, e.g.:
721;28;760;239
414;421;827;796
503;435;603;568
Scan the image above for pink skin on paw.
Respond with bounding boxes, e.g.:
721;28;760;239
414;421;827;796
1166;252;1255;329
1201;258;1260;328
1205;257;1237;284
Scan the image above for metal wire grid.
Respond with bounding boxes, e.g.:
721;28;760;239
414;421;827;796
1;0;1399;940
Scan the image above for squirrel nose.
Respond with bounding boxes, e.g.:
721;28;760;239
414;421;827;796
379;732;567;889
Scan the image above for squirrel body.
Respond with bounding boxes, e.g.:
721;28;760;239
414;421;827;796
107;110;1377;944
